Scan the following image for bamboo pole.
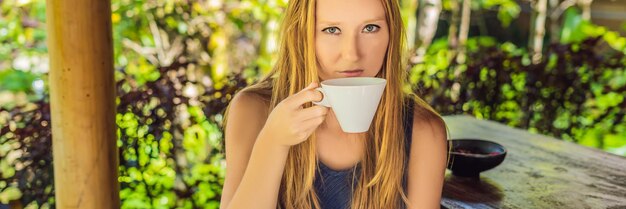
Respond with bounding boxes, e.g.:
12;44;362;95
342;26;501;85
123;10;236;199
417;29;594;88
579;0;593;21
549;0;576;43
401;0;419;50
413;0;442;64
447;0;460;64
456;0;472;65
548;0;560;43
530;0;548;64
46;0;120;208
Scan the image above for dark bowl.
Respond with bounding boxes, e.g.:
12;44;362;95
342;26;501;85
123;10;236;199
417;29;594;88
447;139;507;178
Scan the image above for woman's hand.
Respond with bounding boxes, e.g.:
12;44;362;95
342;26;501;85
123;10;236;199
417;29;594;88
259;82;329;148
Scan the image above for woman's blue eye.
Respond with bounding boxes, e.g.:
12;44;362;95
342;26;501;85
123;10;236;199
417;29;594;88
363;24;380;33
322;27;341;35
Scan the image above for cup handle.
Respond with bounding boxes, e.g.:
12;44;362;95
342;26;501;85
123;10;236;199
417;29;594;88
312;87;331;107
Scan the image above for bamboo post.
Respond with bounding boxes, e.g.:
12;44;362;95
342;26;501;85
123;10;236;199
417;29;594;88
548;0;577;43
530;0;548;64
447;0;460;63
548;0;560;43
401;0;419;51
46;0;120;208
412;0;442;64
579;0;593;21
456;0;471;65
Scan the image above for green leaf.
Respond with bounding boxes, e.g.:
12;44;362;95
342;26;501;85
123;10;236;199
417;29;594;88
0;158;15;178
0;69;38;92
553;112;571;130
604;134;626;149
579;129;601;148
1;167;15;179
561;8;583;43
0;187;22;204
207;201;220;209
497;2;520;27
603;31;626;51
177;22;188;34
596;92;624;110
427;37;449;54
122;198;152;209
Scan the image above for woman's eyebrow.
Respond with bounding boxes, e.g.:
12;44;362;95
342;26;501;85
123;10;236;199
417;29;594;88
316;16;386;25
317;20;341;25
362;16;386;23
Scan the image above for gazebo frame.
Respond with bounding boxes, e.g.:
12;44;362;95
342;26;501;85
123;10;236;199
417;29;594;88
47;0;120;208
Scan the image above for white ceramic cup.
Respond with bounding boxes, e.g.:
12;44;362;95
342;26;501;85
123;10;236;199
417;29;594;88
313;77;386;133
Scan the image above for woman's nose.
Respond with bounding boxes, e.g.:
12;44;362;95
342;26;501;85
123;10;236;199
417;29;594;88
341;34;360;62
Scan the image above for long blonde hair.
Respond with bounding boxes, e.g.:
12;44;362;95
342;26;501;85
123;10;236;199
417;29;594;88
237;0;443;208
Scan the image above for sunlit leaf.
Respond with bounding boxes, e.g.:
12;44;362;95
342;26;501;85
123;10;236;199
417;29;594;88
0;187;22;204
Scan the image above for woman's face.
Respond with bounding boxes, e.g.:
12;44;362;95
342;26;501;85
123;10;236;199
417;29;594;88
315;0;390;80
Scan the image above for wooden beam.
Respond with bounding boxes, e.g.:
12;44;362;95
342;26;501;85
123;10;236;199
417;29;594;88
46;0;119;208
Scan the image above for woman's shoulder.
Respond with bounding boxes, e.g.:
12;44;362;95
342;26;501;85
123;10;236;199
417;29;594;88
223;88;272;147
229;77;273;111
406;95;447;138
228;88;271;120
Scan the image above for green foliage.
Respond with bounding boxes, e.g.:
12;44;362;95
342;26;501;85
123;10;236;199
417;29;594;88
110;0;285;82
411;36;626;156
0;69;38;92
561;8;626;53
0;187;22;204
0;0;47;95
0;100;54;208
480;0;520;27
115;63;245;208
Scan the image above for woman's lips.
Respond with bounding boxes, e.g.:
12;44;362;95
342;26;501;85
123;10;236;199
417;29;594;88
338;70;364;77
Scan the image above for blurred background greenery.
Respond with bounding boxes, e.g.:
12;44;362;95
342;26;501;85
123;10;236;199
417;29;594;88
0;0;625;208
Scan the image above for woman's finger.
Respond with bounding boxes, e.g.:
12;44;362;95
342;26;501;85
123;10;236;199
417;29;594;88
301;114;326;130
288;83;323;107
297;105;329;121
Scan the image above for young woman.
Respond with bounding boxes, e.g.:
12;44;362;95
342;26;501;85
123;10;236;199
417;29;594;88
220;0;448;208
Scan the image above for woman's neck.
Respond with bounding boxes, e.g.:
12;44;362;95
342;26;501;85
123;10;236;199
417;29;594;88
315;109;366;170
316;109;366;141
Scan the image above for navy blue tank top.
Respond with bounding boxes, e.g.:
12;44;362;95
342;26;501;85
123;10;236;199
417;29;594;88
313;99;415;209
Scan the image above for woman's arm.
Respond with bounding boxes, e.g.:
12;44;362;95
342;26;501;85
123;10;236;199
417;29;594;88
225;129;291;209
220;92;284;209
220;83;327;209
406;109;448;209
